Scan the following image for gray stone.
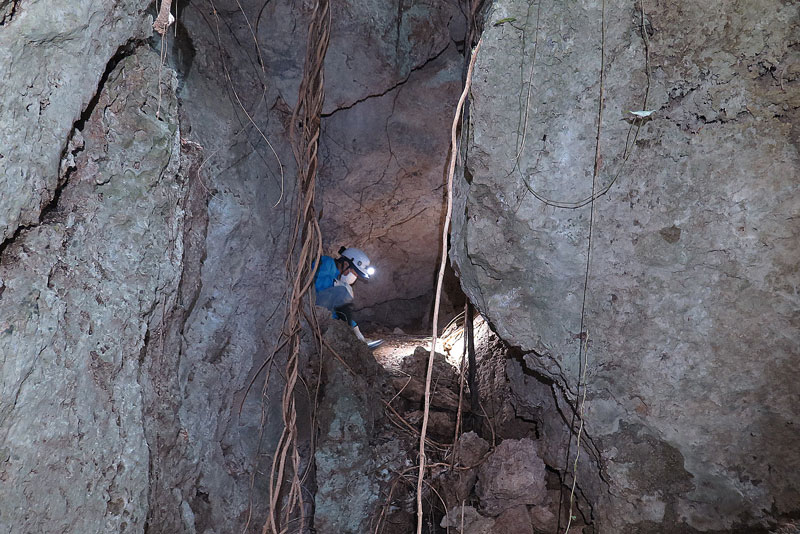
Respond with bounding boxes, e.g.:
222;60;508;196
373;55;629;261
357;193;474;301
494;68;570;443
476;438;547;516
146;1;303;529
492;505;534;534
455;431;490;467
451;0;800;531
0;0;152;242
0;48;182;534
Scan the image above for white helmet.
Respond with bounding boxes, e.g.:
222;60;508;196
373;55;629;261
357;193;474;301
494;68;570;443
339;247;375;279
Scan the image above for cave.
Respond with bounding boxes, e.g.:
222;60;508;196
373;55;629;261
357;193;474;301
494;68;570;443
0;1;798;533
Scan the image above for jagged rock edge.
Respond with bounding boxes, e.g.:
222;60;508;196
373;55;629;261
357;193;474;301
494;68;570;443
0;40;146;261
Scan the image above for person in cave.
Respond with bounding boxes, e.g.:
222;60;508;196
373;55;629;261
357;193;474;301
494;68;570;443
313;246;383;349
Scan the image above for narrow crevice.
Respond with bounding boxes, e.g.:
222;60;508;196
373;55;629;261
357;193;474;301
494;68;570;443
0;223;28;262
39;166;72;225
75;40;142;131
321;42;452;118
138;330;151;369
353;292;430;311
0;0;19;26
508;348;611;491
44;43;137;223
551;464;597;534
0;40;144;258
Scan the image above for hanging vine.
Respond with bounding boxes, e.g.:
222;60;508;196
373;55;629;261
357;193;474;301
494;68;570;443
263;1;331;533
416;38;483;534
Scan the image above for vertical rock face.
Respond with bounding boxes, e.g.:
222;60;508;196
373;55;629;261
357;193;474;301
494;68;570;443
0;1;293;532
451;0;800;532
152;1;298;529
0;49;182;533
313;318;407;534
0;0;151;242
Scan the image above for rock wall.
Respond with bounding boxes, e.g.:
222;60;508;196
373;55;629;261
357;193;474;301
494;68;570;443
0;0;472;532
0;0;151;242
0;0;295;531
451;0;800;532
0;47;182;533
147;1;298;530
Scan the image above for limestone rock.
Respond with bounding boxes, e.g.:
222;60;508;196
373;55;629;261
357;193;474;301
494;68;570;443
401;345;460;391
530;503;559;533
427;410;457;438
392;375;461;412
451;0;800;530
0;48;182;534
0;0;152;242
476;438;547;516
0;0;469;533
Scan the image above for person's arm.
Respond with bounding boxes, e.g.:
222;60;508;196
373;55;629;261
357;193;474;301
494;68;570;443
313;256;338;292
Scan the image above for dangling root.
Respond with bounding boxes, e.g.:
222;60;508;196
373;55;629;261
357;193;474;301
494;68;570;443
263;1;331;533
153;0;174;35
415;38;482;534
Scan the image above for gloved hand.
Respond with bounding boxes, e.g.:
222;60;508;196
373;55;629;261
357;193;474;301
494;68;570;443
352;325;383;350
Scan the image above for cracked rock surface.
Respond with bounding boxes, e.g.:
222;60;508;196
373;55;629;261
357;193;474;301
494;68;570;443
0;0;151;243
0;48;182;534
451;0;800;531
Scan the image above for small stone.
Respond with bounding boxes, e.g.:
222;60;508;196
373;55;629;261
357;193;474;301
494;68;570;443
493;505;532;534
476;438;547;516
454;431;490;467
441;505;495;533
530;504;558;533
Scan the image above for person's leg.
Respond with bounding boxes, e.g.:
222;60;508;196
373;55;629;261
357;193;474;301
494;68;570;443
334;303;355;325
315;286;381;347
